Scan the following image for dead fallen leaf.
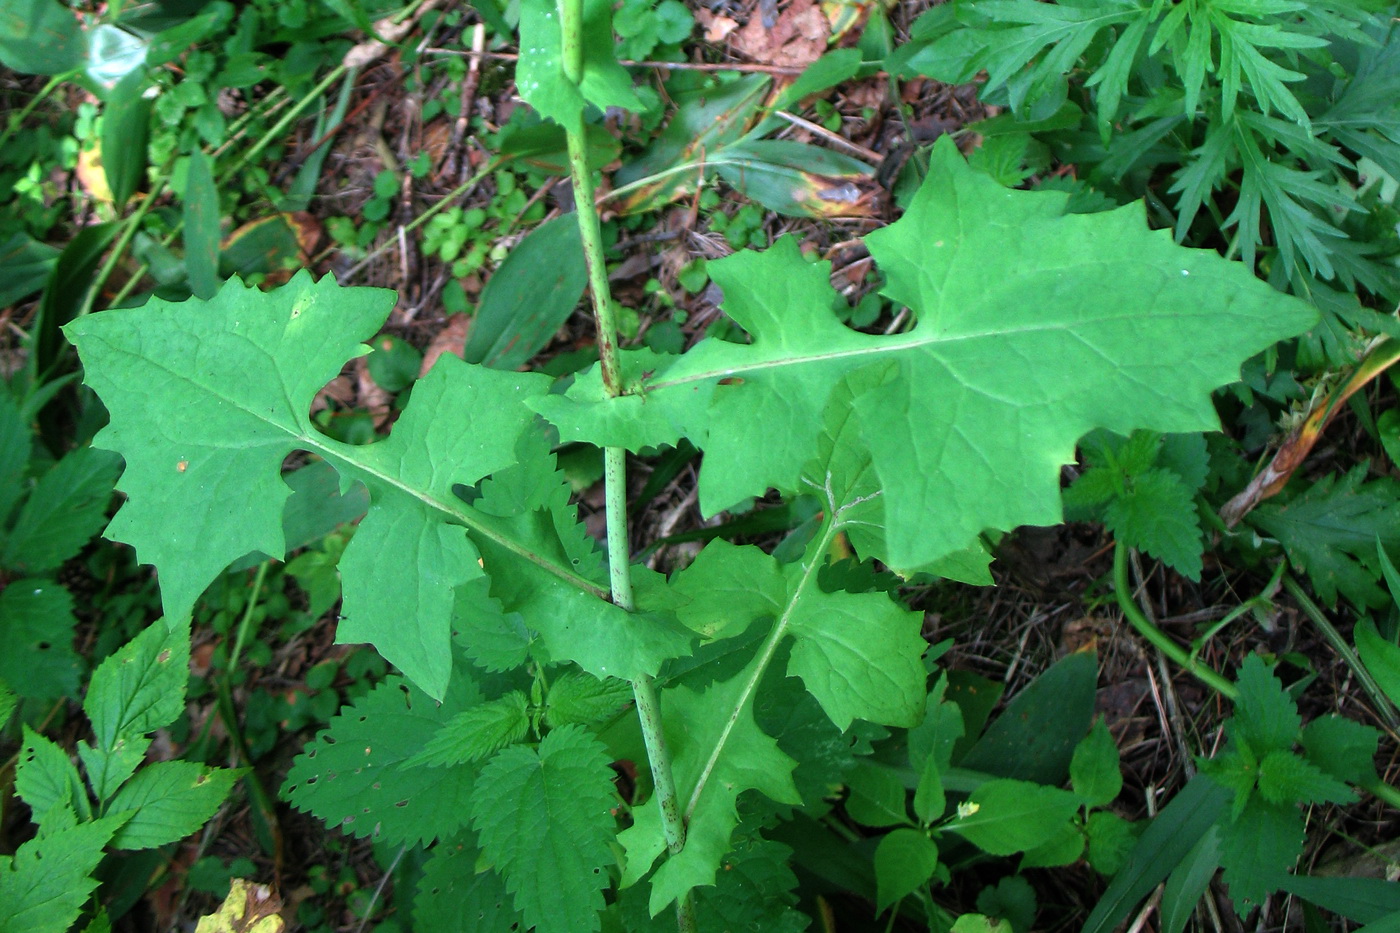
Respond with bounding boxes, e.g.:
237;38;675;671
730;0;829;68
696;8;739;43
420;312;471;376
194;879;285;933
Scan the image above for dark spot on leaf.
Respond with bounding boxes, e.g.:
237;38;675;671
718;377;744;386
394;799;409;807
158;650;171;663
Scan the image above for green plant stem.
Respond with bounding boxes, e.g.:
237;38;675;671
557;3;691;927
1280;571;1400;732
1112;544;1238;700
0;73;67;152
78;171;170;318
218;64;351;187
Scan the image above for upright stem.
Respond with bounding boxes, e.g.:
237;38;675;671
556;3;692;927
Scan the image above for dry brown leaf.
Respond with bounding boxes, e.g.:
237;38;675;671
420;312;471;376
696;8;740;42
730;0;829;68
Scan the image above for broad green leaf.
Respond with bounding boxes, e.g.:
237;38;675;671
0;816;124;933
1251;468;1400;608
16;726;87;827
65;273;573;700
1020;818;1086;868
0;582;82;701
544;671;633;728
1160;828;1221;933
85;620;190;755
534;137;1316;573
464;214;588;370
1218;798;1302;916
1232;655;1300;754
620;660;801;915
184;148;220;299
1071;719;1123;808
0;0;83;75
960;650;1096;785
101;70;152;211
1081;776;1231;933
1086;811;1141;876
874;829;939;913
0;233;60;309
283;670;484;846
951;917;1012;933
470;725;618;933
106;760;239;850
1355;618;1400;709
403;691;529;768
665;540;926;731
948;779;1080;856
413;830;524;932
516;0;641;126
1;446;120;575
1300;714;1381;787
845;761;912;829
913;753;947;824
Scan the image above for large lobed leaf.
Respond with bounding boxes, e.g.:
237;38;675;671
534;137;1317;574
64;272;641;700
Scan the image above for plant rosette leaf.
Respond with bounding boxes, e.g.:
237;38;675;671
533;136;1317;574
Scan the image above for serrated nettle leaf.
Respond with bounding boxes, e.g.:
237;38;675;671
283;668;485;847
947;779;1080;856
414;829;524;932
63;272;610;700
1232;654;1301;754
1254;749;1355;808
535;137;1315;572
1071;719;1124;808
874;828;940;913
621;657;800;916
470;725;619;933
1218;797;1303;916
1300;714;1380;787
105;760;240;850
1085;811;1140;877
544;671;633;728
403;690;530;768
516;0;641;126
86;620;190;755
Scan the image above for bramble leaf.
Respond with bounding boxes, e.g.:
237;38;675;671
0;815;125;933
106;761;240;850
0;581;82;701
282;668;484;846
16;726;88;827
535;138;1314;573
85;620;190;766
1;446;119;575
469;725;619;933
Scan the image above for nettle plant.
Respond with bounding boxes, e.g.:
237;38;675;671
63;0;1320;929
